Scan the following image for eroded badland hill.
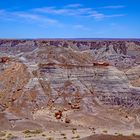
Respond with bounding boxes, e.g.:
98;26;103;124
0;39;140;140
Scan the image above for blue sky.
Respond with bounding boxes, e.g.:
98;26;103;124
0;0;140;38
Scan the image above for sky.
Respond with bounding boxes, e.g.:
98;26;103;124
0;0;140;38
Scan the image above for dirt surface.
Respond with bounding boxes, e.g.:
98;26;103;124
81;135;140;140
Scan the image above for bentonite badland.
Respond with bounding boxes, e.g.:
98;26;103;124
0;39;140;140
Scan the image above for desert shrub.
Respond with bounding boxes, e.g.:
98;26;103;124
24;135;32;138
72;128;77;134
23;129;43;135
63;136;67;139
60;133;66;136
6;133;17;139
75;135;80;138
131;133;136;136
42;134;46;137
0;132;6;137
6;133;12;138
103;130;108;133
23;129;30;134
72;128;77;131
72;130;75;134
47;137;54;140
117;133;123;136
71;135;80;139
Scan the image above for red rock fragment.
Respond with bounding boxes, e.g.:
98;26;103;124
93;62;109;66
65;117;70;123
0;57;10;63
71;104;80;109
55;110;62;119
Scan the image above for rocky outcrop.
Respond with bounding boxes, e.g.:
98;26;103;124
0;57;10;63
0;39;139;68
0;39;140;131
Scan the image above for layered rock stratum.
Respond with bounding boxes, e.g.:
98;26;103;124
0;39;140;140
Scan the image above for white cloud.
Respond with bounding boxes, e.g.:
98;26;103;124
35;7;70;15
14;12;58;24
0;9;58;24
0;9;6;14
34;6;95;17
101;5;125;9
105;14;126;18
34;4;125;20
15;12;40;20
65;4;82;8
89;11;105;20
89;13;126;20
73;24;89;30
0;3;126;29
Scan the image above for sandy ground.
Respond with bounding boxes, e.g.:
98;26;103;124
0;129;140;140
0;129;91;140
1;104;140;140
81;135;140;140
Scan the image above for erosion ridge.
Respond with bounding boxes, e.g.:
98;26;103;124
0;39;140;140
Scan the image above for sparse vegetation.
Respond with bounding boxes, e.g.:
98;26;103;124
72;128;77;134
72;128;77;131
131;133;136;136
0;132;6;137
6;133;17;139
63;136;67;139
42;134;46;137
23;129;43;135
61;133;66;136
47;137;54;140
71;135;80;139
75;135;80;138
24;135;32;138
103;130;108;133
72;130;76;134
23;129;30;134
117;133;123;136
6;133;12;138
